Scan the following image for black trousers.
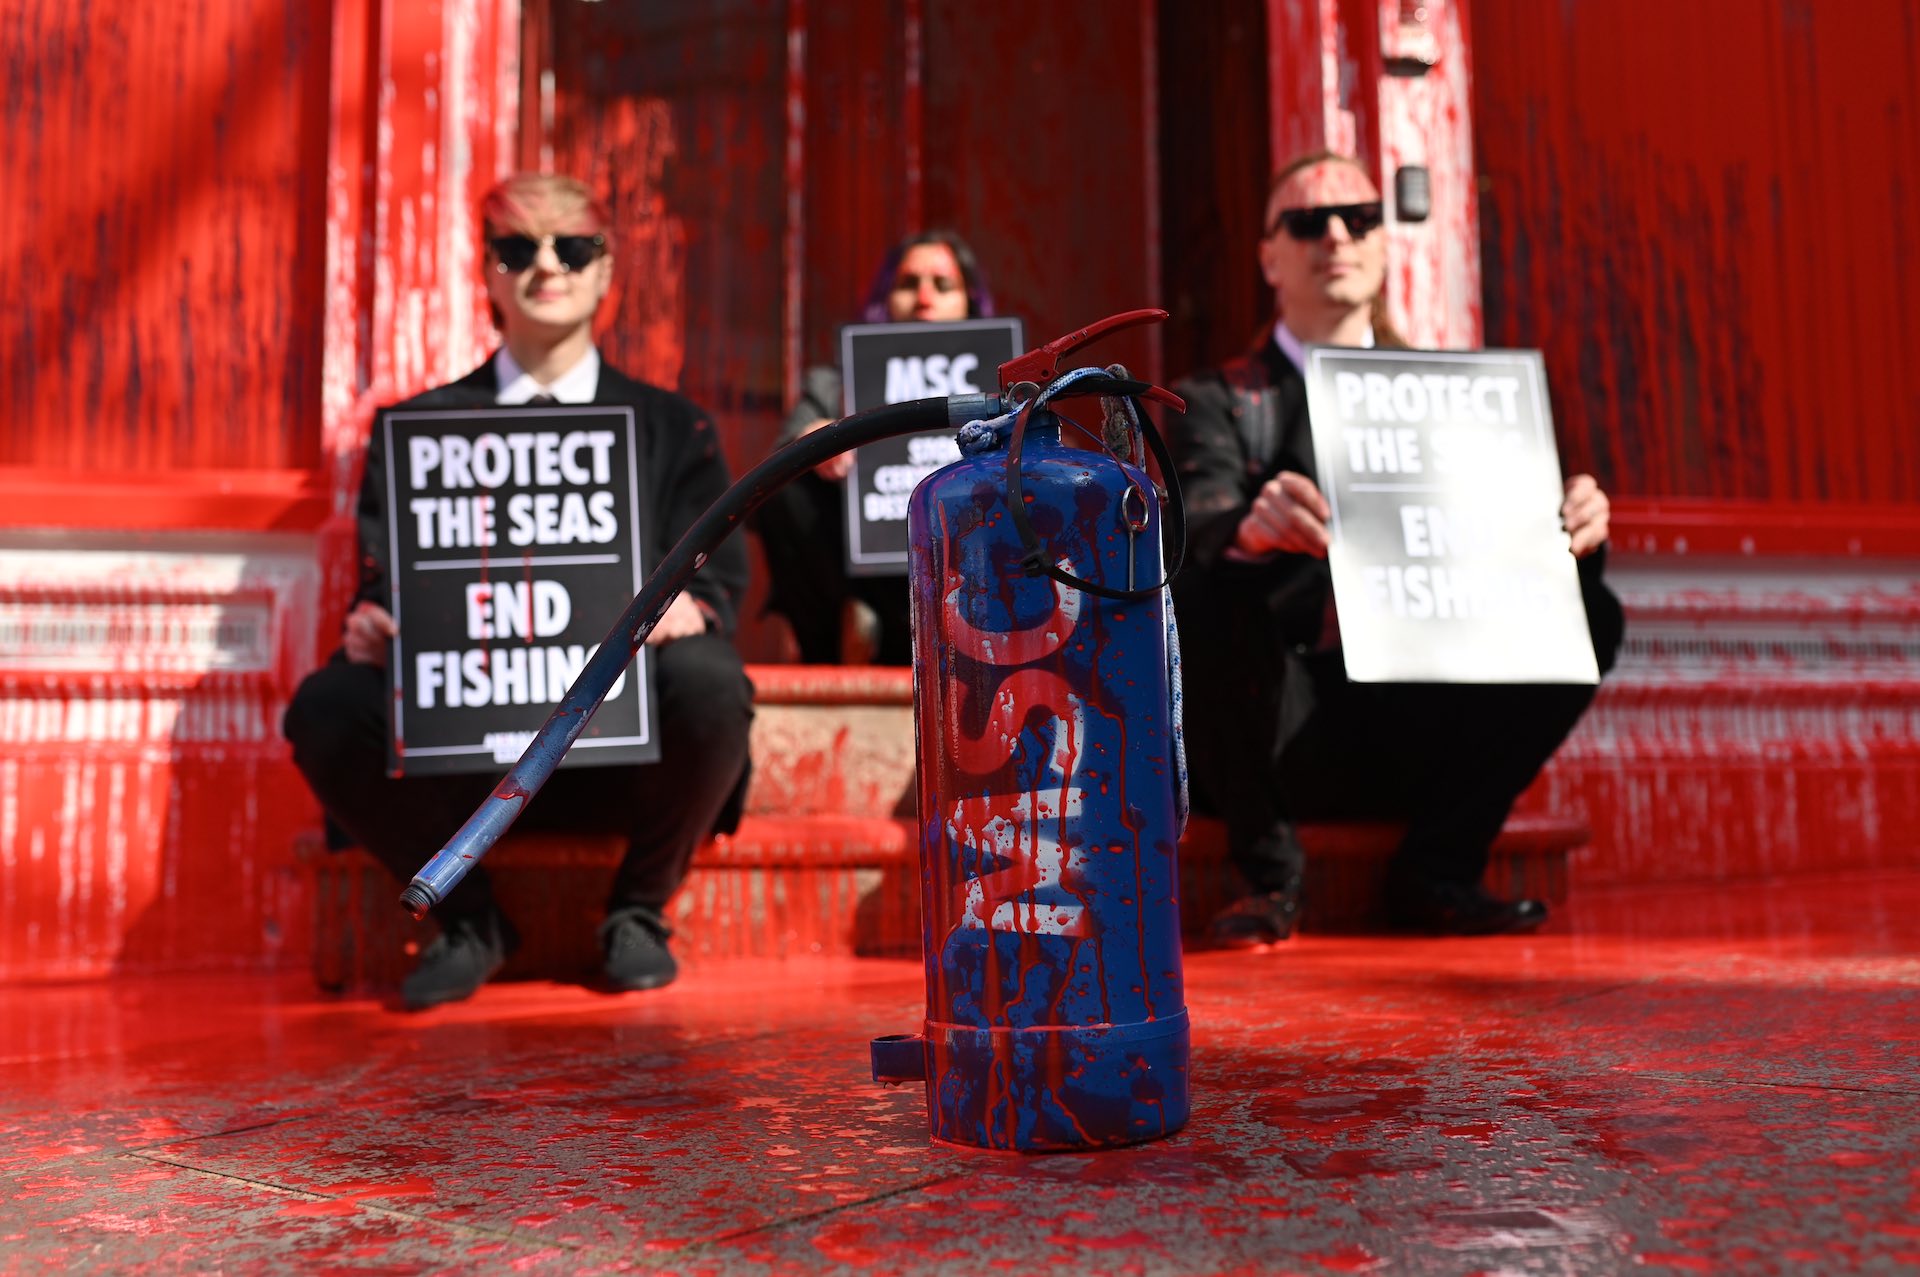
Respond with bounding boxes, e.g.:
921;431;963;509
1185;559;1624;896
283;632;754;927
750;473;913;665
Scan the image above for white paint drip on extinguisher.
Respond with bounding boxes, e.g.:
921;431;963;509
941;557;1095;937
949;686;1091;939
951;783;1089;936
941;575;1081;666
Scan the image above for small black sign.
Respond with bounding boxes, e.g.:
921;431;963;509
376;406;659;776
1302;346;1599;685
839;317;1025;575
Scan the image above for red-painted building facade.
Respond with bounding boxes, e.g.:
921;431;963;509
3;0;1915;979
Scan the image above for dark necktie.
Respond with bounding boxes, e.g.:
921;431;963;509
527;392;558;406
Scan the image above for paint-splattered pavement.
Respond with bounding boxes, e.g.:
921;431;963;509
4;870;1918;1274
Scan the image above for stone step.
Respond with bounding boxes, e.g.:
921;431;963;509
741;665;913;818
302;812;1586;991
301;665;1587;989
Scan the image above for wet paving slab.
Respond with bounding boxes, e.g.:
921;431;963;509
3;870;1917;1273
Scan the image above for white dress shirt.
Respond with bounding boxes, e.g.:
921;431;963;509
494;345;602;404
1271;318;1374;371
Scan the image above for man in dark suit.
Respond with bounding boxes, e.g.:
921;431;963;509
284;173;753;1009
1167;152;1623;945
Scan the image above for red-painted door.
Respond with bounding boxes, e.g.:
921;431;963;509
1473;0;1920;504
529;0;1165;659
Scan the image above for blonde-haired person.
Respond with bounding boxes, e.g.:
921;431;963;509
1165;153;1623;944
284;172;753;1009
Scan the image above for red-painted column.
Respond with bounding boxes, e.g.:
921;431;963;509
1372;0;1481;348
321;0;522;641
1264;0;1478;347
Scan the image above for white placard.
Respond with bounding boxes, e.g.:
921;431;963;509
1303;346;1598;684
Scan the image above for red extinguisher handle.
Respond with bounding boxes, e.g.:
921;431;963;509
997;307;1181;401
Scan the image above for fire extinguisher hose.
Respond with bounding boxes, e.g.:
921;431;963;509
397;393;990;920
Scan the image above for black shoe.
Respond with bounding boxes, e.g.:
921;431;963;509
401;912;517;1010
1206;889;1301;948
599;906;678;992
1386;881;1548;936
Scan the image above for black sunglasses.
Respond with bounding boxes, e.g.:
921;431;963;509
1268;202;1385;242
489;233;607;274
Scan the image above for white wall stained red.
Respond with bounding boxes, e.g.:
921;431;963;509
0;544;320;979
0;0;521;981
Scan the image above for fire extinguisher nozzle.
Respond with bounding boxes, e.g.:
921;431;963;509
398;882;436;920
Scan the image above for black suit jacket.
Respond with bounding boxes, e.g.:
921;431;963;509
1166;338;1333;651
353;355;750;633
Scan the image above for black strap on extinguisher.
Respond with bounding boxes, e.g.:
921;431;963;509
1004;370;1187;603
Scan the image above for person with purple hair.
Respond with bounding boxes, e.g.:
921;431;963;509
752;231;996;664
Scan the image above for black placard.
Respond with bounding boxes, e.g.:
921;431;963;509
376;406;659;776
839;317;1024;575
1302;346;1599;685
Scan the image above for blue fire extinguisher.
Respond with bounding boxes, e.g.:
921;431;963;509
398;310;1190;1154
869;317;1191;1152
